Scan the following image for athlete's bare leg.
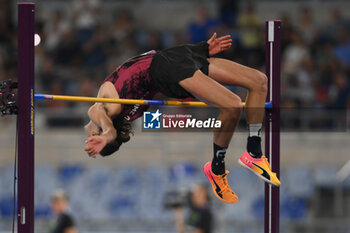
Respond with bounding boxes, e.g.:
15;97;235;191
179;70;242;147
180;69;241;203
205;58;280;187
207;58;267;124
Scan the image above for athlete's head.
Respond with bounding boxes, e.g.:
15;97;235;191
99;116;133;156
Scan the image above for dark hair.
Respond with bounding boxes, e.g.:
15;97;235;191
99;116;133;156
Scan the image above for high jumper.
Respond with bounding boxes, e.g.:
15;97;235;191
81;32;280;204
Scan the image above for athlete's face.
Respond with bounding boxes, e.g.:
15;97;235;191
84;121;101;137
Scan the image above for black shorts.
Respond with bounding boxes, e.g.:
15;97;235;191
150;42;210;99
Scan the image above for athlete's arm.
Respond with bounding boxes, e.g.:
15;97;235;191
84;120;100;137
84;103;116;157
88;103;116;141
186;33;232;59
84;82;122;157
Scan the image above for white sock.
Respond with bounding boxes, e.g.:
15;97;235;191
248;123;262;137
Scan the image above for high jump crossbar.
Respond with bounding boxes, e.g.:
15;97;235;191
16;2;280;233
34;94;273;108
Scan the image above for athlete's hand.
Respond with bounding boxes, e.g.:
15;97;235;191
207;33;232;56
84;136;107;158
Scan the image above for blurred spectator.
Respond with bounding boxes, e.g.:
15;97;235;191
82;24;108;69
237;5;263;67
39;58;59;90
79;78;96;97
219;0;238;27
188;6;220;43
324;9;350;42
0;0;14;47
53;29;80;66
331;9;350;30
142;32;163;51
333;27;350;65
237;5;260;49
282;30;310;76
110;10;135;45
44;10;72;52
280;13;295;53
296;8;316;45
73;0;101;44
49;189;76;233
329;72;350;108
290;58;316;107
174;185;213;233
107;9;138;72
0;0;16;81
73;0;100;27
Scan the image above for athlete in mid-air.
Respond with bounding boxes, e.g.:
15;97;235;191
84;33;280;204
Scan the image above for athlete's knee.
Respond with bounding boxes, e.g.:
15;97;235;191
219;95;243;116
251;70;268;93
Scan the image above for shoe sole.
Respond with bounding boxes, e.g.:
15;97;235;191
203;163;238;204
238;159;280;187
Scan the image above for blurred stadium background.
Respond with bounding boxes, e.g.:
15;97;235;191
1;0;350;232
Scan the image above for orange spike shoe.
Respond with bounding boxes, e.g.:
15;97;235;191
203;162;238;204
238;151;280;186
